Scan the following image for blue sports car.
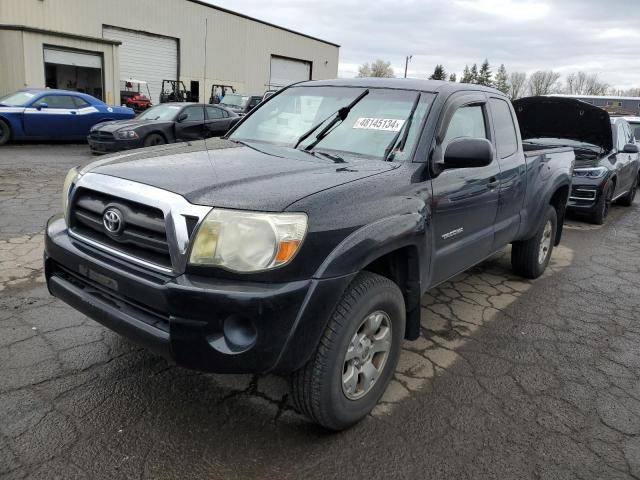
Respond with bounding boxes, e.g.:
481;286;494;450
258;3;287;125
0;89;134;145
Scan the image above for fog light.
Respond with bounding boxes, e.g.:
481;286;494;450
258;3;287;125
208;315;257;354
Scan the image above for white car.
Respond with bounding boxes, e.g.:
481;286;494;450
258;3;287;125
623;116;640;185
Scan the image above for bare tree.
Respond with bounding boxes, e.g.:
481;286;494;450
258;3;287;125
508;72;528;100
528;70;561;96
565;72;609;95
609;87;640;97
357;59;395;78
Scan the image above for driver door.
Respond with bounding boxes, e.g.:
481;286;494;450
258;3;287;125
429;97;501;285
175;105;206;141
24;94;80;138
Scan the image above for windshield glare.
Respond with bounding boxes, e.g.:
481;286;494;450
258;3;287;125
229;86;434;160
221;94;249;108
137;104;181;121
0;91;38;107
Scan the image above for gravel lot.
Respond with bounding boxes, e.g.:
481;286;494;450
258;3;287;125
1;143;640;479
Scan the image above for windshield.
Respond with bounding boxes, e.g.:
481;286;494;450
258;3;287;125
137;104;181;121
229;86;435;161
221;94;249;108
0;91;39;107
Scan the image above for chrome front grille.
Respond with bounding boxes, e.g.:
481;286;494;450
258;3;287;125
67;173;212;275
70;188;172;269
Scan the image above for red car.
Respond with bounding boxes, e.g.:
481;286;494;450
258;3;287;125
125;93;152;112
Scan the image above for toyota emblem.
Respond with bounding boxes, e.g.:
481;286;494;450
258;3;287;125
103;208;124;235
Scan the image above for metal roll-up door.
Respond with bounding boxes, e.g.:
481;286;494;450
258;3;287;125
103;26;178;104
269;56;311;90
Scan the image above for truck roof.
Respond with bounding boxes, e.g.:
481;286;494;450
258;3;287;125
297;78;505;96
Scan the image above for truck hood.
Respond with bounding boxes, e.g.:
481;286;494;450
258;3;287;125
513;96;613;152
83;139;399;211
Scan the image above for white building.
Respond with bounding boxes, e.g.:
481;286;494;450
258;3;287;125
0;0;340;104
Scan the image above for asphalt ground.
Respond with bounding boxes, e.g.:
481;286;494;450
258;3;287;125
1;143;639;479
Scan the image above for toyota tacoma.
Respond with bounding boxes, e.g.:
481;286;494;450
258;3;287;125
45;79;576;430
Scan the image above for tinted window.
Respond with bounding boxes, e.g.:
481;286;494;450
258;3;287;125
183;106;205;122
443;105;487;148
206;106;224;119
35;95;77;109
73;97;91;108
489;98;519;158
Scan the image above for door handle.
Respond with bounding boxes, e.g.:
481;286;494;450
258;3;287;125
70;111;77;115
487;177;500;189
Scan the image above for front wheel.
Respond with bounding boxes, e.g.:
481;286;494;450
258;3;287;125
0;118;11;145
590;181;614;225
143;133;166;147
511;205;557;279
291;272;405;431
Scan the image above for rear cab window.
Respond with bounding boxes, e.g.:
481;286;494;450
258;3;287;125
489;98;519;158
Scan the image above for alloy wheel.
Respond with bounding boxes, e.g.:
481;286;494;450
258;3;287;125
342;311;392;400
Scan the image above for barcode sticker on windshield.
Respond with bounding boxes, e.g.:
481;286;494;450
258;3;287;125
353;118;406;132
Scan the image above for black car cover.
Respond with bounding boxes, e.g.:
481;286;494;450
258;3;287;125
513;96;613;152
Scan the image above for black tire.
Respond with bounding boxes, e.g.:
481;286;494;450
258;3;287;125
617;175;637;207
511;205;557;279
590;181;614;225
143;133;166;147
291;271;405;431
0;118;11;145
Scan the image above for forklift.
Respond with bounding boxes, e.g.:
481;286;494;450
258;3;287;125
159;80;191;103
209;84;235;104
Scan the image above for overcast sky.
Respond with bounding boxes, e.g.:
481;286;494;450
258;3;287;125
209;0;639;90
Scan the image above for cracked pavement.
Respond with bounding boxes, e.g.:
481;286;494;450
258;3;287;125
1;144;640;479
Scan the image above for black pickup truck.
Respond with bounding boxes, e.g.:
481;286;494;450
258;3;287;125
45;79;575;430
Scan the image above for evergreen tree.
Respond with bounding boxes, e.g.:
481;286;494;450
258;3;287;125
494;64;509;94
470;64;479;84
477;59;493;87
429;64;447;81
449;73;457;82
460;65;473;83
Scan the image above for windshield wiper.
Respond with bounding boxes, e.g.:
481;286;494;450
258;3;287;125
294;89;370;150
383;93;421;162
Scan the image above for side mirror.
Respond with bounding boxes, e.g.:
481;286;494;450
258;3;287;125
177;112;188;122
36;102;48;110
623;143;640;154
443;137;494;169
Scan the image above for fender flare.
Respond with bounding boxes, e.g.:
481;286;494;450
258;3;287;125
314;212;426;280
519;176;571;242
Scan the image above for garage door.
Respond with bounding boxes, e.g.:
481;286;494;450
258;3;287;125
44;47;104;99
103;26;178;104
269;56;311;90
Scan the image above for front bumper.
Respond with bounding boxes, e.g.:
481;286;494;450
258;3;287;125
87;136;143;153
45;215;353;374
567;177;606;212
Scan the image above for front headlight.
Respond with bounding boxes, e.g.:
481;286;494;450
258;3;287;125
573;167;607;179
116;130;139;139
62;167;79;215
189;209;307;272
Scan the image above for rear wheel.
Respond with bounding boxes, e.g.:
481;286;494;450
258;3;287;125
511;205;557;279
291;271;405;431
591;181;614;225
0;118;11;145
143;133;165;147
617;175;637;206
